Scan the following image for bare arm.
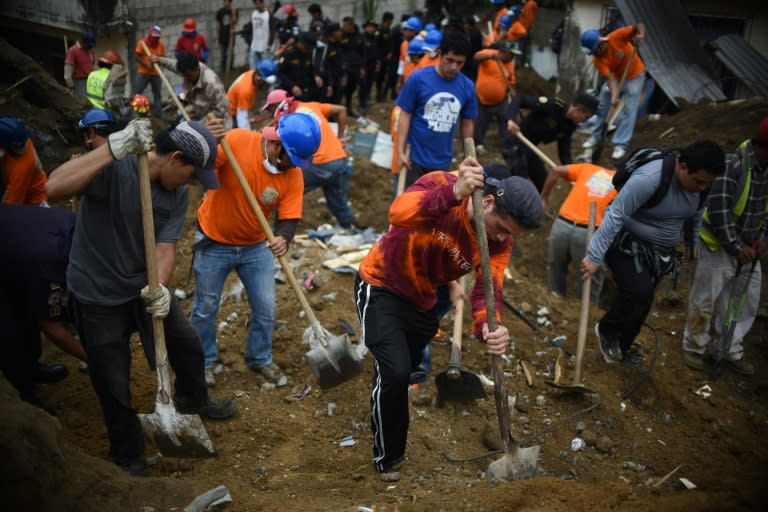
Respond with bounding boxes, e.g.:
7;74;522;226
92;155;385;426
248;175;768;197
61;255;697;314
540;165;569;208
45;143;114;200
397;109;412;169
40;320;88;363
326;104;347;139
459;118;474;142
156;242;176;285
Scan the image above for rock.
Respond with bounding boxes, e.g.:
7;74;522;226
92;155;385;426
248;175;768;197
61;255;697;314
313;272;331;288
274;320;289;332
596;435;614;453
254;466;268;474
581;429;597;445
515;401;529;414
482;422;503;451
379;471;401;482
535;395;546;407
411;393;432;407
520;302;533;314
575;421;586;434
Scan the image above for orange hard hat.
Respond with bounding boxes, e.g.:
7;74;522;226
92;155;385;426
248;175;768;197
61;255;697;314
99;49;123;66
183;18;196;31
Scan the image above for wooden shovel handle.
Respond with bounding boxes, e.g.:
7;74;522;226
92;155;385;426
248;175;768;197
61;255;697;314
512;130;558;169
447;276;467;378
465;137;514;449
216;131;320;327
140;40;189;121
573;202;596;385
138;153;172;403
606;47;637;122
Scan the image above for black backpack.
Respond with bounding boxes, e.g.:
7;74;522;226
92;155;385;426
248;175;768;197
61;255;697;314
612;148;710;210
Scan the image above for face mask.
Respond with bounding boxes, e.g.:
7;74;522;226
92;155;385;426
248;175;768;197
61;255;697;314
427;49;438;59
263;139;281;174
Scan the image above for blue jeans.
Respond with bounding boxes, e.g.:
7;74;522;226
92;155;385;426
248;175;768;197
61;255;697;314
304;158;356;227
249;49;264;70
592;73;645;149
189;232;276;369
133;73;163;116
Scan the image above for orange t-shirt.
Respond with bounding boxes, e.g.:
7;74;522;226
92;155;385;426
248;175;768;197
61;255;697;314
416;54;440;70
593;25;645;81
198;129;304;245
506;21;528;41
227;70;258;117
135;38;166;76
475;49;515;106
293;102;346;165
520;1;538;31
558;163;616;226
399;39;409;64
1;140;47;205
402;60;420;83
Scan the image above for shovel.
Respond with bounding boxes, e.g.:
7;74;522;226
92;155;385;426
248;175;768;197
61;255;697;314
546;202;596;394
605;47;637;133
435;276;486;401
140;40;189;120
215;133;362;390
135;153;216;458
510;129;558;170
464;138;539;481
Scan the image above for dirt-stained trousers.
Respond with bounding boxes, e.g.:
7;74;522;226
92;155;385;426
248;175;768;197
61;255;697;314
354;275;440;472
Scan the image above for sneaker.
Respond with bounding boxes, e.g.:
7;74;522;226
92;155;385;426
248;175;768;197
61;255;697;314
175;395;237;419
681;350;705;371
595;323;622;363
111;456;147;477
611;146;627;159
582;137;598;149
253;363;288;387
726;356;755;376
409;368;428;385
204;367;216;388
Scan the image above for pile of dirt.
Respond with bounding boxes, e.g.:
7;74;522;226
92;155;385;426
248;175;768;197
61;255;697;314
517;67;556;98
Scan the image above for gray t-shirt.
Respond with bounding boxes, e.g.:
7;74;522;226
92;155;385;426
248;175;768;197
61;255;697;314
67;155;188;305
587;159;702;265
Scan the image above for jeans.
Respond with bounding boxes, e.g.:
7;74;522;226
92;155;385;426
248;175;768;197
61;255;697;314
548;217;604;303
475;100;510;146
304;158;356;227
190;232;276;369
73;78;87;97
592;73;645;149
133;73;163;116
249;49;264;70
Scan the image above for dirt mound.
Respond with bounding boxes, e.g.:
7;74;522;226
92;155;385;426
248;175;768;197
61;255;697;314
517;67;556;98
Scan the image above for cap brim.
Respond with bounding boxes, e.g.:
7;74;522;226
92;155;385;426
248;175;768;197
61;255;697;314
196;166;219;189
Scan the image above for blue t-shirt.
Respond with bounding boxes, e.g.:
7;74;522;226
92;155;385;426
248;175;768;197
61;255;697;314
397;66;477;170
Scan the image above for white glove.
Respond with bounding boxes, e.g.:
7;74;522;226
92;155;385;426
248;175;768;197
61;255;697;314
107;118;154;161
140;284;171;319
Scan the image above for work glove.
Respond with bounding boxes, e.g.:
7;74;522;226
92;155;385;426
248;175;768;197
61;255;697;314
140;283;171;319
107;118;154;161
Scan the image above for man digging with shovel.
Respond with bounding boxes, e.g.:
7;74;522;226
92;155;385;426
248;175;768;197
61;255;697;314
354;158;543;480
45;118;236;476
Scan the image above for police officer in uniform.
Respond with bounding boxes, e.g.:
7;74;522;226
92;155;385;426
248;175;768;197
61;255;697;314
502;92;598;191
277;32;317;100
339;17;365;116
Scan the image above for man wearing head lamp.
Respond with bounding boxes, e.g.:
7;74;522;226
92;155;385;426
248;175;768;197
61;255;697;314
354;159;543;477
190;113;321;388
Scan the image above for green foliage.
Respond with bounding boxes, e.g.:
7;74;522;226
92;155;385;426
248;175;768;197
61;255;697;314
353;0;380;22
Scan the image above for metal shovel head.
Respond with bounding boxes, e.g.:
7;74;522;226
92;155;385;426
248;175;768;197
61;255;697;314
435;370;486;401
302;326;363;389
545;380;595;394
138;399;217;458
486;445;541;481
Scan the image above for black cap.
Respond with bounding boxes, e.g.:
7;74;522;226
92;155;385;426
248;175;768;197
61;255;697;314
308;3;321;14
573;92;599;114
324;23;341;37
486;176;543;229
363;19;377;28
483;163;512;181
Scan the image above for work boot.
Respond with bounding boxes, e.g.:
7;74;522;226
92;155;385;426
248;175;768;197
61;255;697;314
175;395;237;419
611;146;627;160
595;323;622;363
253;362;288;387
204;367;216;388
681;350;705;371
32;362;69;383
111;456;148;477
726;356;754;376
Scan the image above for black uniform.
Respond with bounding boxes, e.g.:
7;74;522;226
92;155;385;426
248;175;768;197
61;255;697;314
501;96;578;191
359;30;379;108
277;43;314;100
340;25;365;112
375;24;394;101
464;25;484;82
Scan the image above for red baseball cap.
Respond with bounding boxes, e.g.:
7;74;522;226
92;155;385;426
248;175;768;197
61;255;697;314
260;89;290;111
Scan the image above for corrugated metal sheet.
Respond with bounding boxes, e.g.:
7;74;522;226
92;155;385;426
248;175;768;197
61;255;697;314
709;34;768;97
616;0;726;105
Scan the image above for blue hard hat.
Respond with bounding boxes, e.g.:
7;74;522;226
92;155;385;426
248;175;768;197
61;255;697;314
0;116;29;149
425;23;436;32
580;29;602;55
78;108;117;131
257;58;277;78
407;38;425;55
508;6;521;18
403;16;422;32
277;112;321;170
499;14;512;29
422;29;443;51
490;0;506;4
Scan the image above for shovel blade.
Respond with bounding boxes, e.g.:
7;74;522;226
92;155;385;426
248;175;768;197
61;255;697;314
138;401;216;458
435;370;486;401
303;333;363;389
545;380;594;394
486;445;540;481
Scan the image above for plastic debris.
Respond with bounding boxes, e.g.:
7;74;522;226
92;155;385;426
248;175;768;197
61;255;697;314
571;438;585;451
184;485;232;512
339;435;357;447
327;402;337;416
226;312;238;323
478;373;495;387
620;402;627;412
174;288;187;299
537;307;550;316
694;384;712;399
622;461;647;472
679;477;697;489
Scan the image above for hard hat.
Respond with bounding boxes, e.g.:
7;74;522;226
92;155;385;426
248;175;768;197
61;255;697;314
130;94;151;115
78;108;117;131
580;29;602;55
403;16;422;32
257;59;277;79
276;112;321;170
0;116;29;149
499;14;512;30
99;49;123;66
425;23;436;32
508;6;522;18
490;0;506;4
183;18;196;32
422;29;443;51
407;38;425;56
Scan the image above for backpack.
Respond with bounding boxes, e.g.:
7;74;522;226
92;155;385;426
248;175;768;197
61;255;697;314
612;147;711;210
241;21;253;46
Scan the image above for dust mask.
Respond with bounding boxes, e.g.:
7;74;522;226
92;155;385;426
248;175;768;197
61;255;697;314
263;139;281;174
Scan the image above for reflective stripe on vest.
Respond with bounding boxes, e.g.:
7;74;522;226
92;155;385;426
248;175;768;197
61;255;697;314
700;140;767;251
86;67;110;108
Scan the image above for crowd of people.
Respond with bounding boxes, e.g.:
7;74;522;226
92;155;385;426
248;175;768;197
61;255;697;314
2;0;766;484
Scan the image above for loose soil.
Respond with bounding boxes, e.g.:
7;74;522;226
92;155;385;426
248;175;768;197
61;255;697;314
2;41;767;511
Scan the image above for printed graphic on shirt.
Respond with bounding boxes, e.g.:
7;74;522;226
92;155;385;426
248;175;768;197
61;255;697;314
585;169;615;197
48;282;68;319
261;186;278;204
433;228;473;271
423;92;461;133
